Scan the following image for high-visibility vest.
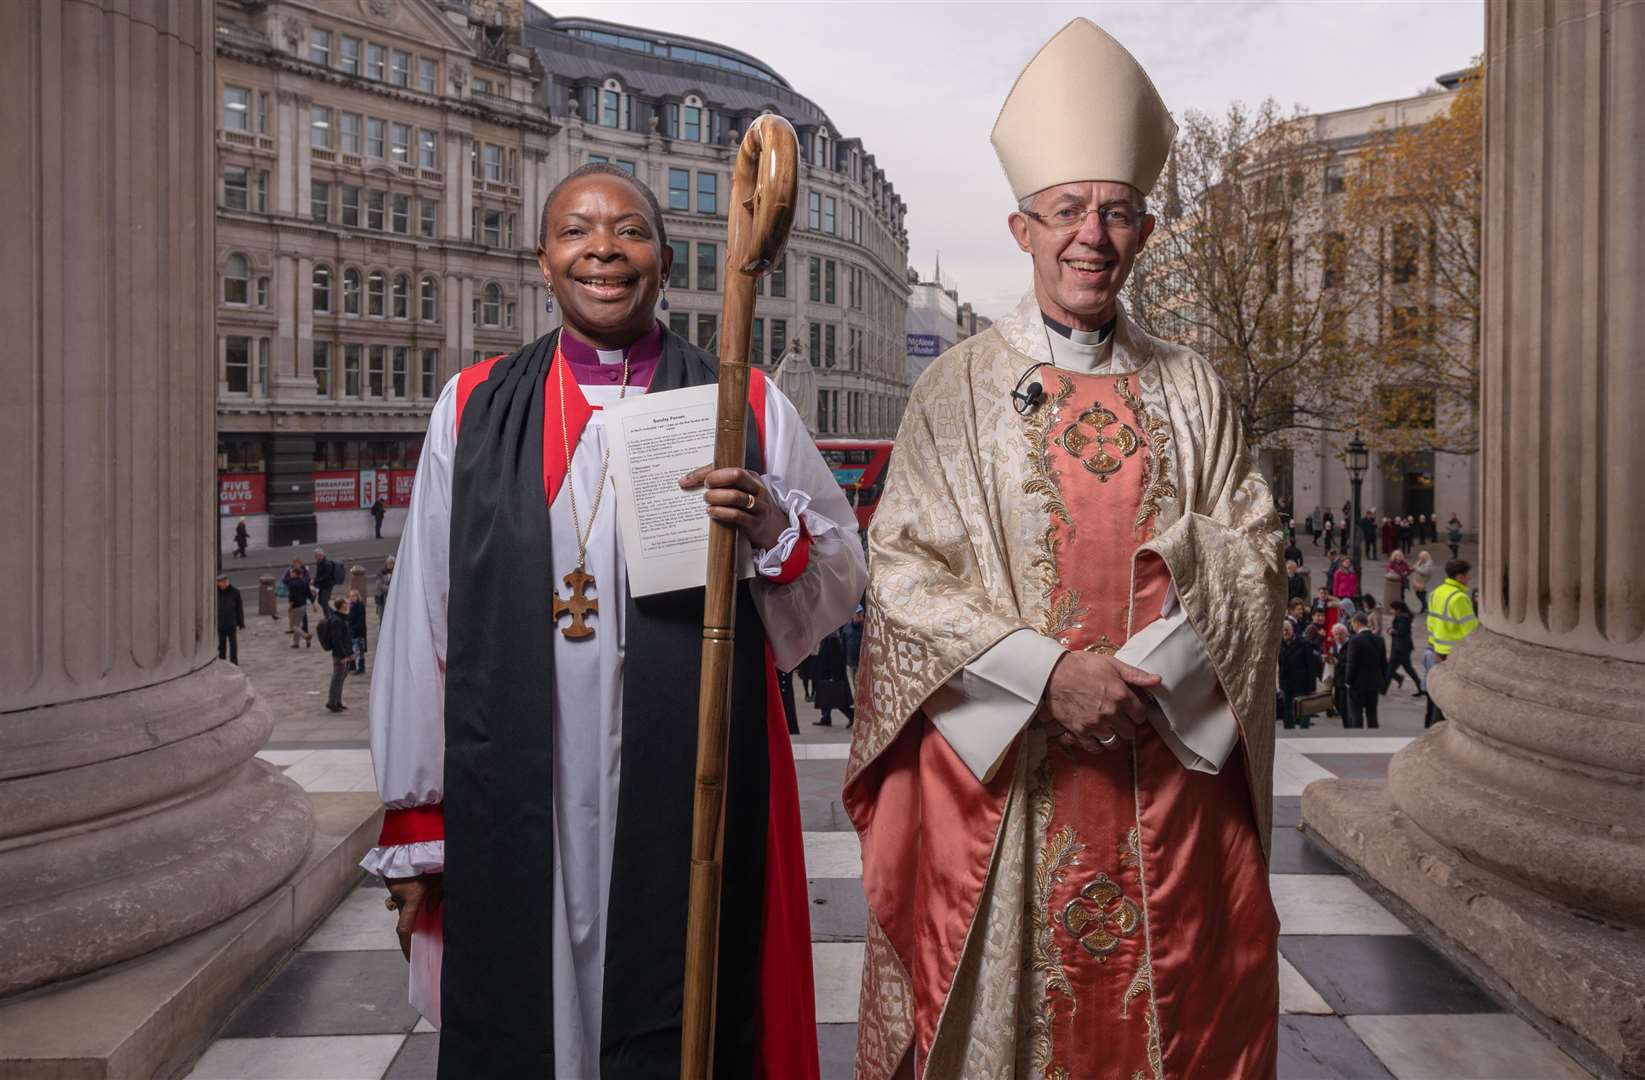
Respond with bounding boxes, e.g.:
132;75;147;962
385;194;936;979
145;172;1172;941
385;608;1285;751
1426;577;1479;655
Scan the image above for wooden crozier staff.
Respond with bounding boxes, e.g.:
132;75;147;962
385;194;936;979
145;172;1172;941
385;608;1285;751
681;113;799;1080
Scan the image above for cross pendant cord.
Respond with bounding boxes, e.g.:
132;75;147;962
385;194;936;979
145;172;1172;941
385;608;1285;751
554;340;631;639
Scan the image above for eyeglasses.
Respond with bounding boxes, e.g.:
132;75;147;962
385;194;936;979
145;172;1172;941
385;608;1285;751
1019;203;1145;234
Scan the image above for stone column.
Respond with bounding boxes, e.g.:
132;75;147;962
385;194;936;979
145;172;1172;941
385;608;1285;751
1304;2;1645;1075
0;0;312;997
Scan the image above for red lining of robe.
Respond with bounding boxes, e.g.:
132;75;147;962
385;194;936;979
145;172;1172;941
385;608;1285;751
432;352;817;1077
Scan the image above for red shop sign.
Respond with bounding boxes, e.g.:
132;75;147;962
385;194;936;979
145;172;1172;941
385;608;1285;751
219;473;266;515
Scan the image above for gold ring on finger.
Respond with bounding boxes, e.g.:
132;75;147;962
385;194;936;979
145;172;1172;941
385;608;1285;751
1097;732;1118;747
744;491;758;511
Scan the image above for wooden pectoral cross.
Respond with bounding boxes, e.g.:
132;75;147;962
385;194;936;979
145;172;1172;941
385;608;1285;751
552;567;598;640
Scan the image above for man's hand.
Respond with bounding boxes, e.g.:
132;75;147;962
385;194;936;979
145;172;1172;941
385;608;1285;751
679;466;786;550
1043;651;1162;754
384;873;443;961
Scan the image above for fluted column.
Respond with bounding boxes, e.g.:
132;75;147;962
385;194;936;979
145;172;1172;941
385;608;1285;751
1306;3;1645;1075
0;0;311;997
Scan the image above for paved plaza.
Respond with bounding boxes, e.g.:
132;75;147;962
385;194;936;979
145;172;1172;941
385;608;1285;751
187;541;1589;1080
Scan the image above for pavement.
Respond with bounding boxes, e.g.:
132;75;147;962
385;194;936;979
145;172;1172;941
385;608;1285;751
190;548;1585;1080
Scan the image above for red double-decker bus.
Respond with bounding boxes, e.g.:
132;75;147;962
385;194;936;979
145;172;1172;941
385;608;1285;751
816;438;894;532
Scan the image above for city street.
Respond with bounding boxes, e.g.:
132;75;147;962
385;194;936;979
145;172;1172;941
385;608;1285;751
184;545;1589;1080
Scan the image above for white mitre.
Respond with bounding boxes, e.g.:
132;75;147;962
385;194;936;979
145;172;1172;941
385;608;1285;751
991;18;1176;199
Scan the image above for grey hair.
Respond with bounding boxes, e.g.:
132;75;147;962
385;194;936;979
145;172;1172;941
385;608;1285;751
1017;190;1148;214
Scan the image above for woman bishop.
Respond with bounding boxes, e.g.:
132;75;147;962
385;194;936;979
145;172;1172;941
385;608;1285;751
363;163;863;1079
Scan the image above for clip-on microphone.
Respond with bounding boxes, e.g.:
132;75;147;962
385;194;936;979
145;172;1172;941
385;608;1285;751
1011;362;1047;415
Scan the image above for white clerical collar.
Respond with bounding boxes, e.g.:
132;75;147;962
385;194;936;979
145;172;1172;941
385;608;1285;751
594;347;625;366
1042;312;1116;373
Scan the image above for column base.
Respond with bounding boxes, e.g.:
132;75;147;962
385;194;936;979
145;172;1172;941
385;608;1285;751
0;792;382;1080
1303;779;1645;1079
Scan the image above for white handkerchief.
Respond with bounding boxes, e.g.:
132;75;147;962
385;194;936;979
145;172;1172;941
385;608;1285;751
1114;609;1237;774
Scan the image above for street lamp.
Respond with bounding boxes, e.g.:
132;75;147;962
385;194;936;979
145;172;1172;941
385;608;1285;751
1346;431;1369;574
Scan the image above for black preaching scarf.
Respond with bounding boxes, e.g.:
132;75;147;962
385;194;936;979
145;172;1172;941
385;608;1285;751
441;327;772;1079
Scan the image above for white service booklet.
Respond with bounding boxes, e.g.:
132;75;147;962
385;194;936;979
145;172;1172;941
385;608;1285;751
604;383;753;597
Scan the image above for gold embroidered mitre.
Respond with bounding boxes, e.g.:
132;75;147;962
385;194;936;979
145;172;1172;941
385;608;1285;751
991;18;1177;200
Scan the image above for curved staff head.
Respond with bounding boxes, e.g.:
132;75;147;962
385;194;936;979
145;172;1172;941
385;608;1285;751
726;113;799;279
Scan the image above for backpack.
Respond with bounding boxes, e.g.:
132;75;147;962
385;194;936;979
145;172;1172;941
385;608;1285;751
316;615;335;651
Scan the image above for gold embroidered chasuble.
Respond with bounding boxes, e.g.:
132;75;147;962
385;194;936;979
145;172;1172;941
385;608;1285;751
845;294;1285;1079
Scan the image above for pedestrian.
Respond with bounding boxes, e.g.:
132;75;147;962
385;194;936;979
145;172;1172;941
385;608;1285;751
347;587;368;673
1447;514;1464;559
1277;620;1321;730
1304;607;1329;651
1384;548;1410;606
1284;536;1304;568
1380;516;1396;558
1286;558;1308;603
216;572;244;664
1342;613;1388;729
1411;549;1434;611
233;518;249;559
312;547;341;611
320;597;353;712
1358;593;1385;637
1328;622;1351;720
1331;554;1359;602
1398;515;1413;552
281;558;313;648
375;555;394;618
796;649;816;702
1359;511;1377;558
1415;513;1429;545
1388;600;1422;692
1309;505;1322;545
811;625;854;727
1424;558;1480;727
370;496;387;539
1322;511;1336;550
843;605;864;687
1285;597;1308;636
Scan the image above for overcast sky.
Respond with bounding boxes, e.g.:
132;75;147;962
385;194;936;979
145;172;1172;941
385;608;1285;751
532;1;1484;317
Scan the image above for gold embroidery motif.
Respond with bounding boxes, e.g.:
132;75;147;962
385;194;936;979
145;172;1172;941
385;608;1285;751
1054;402;1141;482
1026;750;1078;1079
1115;376;1177;532
1086;634;1118;655
1057;872;1142;959
1124;811;1165;1079
1022;375;1076;528
1041;588;1085;641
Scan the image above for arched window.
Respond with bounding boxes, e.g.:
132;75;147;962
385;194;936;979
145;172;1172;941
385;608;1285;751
815;126;832;170
342;268;361;315
312;264;332;312
223;253;249;305
367;270;385;316
481;282;502;326
391;273;410;319
682;94;704;142
600;78;626;129
420;276;439;322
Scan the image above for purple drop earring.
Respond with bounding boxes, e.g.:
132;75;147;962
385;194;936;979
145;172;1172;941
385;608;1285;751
545;292;554;315
659;288;670;312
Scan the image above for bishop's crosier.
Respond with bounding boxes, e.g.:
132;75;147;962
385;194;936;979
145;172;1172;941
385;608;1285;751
847;19;1285;1079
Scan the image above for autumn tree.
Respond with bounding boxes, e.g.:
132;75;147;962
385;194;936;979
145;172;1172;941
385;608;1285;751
1341;65;1483;456
1129;99;1374;449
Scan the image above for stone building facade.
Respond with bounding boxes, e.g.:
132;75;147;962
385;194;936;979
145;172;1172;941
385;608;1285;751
523;11;912;440
213;0;555;548
1275;76;1479;534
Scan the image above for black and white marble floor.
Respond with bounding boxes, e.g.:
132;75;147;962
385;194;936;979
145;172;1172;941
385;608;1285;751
189;732;1592;1079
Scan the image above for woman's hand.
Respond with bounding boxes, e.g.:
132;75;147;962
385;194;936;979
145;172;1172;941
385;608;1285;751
679;466;786;550
384;873;443;961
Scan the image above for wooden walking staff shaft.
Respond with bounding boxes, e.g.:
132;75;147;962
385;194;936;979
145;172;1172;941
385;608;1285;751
681;114;799;1080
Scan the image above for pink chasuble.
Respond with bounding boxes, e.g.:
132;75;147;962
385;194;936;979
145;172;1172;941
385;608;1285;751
901;371;1278;1078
